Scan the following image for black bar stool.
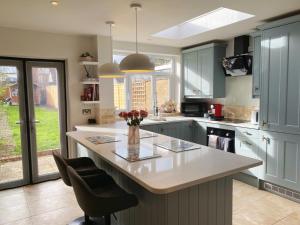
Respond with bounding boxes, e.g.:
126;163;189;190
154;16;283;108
52;150;107;186
67;166;138;225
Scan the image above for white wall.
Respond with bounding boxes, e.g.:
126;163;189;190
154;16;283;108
0;27;98;129
97;36;114;109
114;40;180;56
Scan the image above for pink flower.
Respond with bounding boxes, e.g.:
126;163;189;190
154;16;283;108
140;110;148;118
132;110;139;118
118;112;128;118
127;112;133;118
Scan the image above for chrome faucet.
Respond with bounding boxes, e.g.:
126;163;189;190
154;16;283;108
153;99;159;117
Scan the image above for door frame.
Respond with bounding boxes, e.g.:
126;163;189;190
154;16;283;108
0;58;30;190
0;56;68;188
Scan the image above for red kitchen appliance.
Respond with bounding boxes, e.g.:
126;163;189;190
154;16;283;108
209;104;224;121
214;104;223;117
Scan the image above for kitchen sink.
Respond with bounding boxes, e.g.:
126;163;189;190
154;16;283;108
148;116;167;121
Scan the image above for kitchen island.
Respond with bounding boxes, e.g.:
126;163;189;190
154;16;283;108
67;122;261;225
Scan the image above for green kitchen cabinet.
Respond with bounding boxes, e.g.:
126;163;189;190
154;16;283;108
260;131;300;192
192;121;207;145
259;17;300;134
251;31;262;98
182;51;199;96
182;43;226;99
141;124;158;133
235;128;262;178
142;121;195;142
176;121;195;142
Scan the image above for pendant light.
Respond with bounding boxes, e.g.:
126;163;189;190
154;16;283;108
119;3;155;73
98;21;123;78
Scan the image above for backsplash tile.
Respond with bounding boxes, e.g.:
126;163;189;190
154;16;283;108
222;105;257;121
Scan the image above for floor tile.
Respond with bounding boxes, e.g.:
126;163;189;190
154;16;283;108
0;179;300;225
0;204;30;225
30;206;83;225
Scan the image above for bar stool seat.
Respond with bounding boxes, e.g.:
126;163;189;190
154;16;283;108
52;150;107;186
67;166;138;225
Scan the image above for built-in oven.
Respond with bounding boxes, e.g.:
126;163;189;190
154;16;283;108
181;102;208;117
206;127;235;153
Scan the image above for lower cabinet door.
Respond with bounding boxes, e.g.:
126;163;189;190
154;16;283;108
235;137;261;177
192;121;207;145
176;121;194;142
261;131;300;192
141;124;156;133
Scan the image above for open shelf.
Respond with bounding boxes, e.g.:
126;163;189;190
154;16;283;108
79;61;100;66
81;101;100;104
81;80;100;85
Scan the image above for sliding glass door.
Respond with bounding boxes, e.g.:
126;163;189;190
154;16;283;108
0;58;67;189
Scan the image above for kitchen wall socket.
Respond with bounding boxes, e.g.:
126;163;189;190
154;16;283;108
82;109;91;115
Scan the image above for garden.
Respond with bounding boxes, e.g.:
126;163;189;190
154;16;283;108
0;103;60;158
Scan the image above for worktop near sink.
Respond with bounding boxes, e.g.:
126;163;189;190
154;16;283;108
75;116;259;132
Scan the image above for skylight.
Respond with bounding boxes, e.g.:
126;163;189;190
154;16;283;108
152;7;254;39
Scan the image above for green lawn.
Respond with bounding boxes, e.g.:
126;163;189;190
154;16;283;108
0;104;60;156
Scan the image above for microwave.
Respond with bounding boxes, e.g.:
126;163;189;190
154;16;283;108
181;102;208;117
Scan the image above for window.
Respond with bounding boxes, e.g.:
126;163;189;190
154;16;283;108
113;78;126;110
130;76;152;111
155;77;170;107
113;53;175;113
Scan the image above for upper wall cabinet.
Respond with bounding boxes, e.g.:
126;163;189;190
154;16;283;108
250;31;262;98
182;43;226;99
259;17;300;134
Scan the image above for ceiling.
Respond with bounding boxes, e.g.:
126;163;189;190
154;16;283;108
1;0;299;47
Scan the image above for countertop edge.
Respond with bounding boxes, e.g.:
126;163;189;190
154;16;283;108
67;131;262;194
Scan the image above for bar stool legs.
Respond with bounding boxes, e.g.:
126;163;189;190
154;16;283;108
68;215;103;225
104;215;111;225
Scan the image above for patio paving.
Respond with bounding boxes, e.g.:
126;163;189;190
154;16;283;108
0;155;58;183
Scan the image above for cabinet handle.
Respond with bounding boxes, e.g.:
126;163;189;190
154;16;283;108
243;132;252;136
243;140;252;146
262;136;270;144
262;120;268;126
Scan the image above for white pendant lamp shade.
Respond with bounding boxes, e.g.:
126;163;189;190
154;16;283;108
120;53;154;73
98;21;123;78
98;62;122;78
120;3;154;73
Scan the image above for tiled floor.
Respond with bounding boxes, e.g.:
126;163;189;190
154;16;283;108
0;179;299;225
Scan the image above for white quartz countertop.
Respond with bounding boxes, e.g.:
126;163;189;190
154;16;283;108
76;116;259;131
68;122;262;194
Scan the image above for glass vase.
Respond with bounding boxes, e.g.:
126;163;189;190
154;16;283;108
128;125;140;145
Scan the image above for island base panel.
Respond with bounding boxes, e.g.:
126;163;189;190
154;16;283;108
77;143;233;225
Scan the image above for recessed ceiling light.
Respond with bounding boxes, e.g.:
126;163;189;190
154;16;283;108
152;7;255;39
50;0;59;6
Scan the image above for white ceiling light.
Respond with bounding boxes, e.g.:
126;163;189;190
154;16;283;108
119;3;155;73
153;7;255;39
50;0;59;6
98;21;123;78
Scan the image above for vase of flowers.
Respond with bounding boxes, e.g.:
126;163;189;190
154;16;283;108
119;110;148;145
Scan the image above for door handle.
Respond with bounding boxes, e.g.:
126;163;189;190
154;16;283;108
243;140;252;146
31;120;40;124
15;120;23;125
262;136;270;144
